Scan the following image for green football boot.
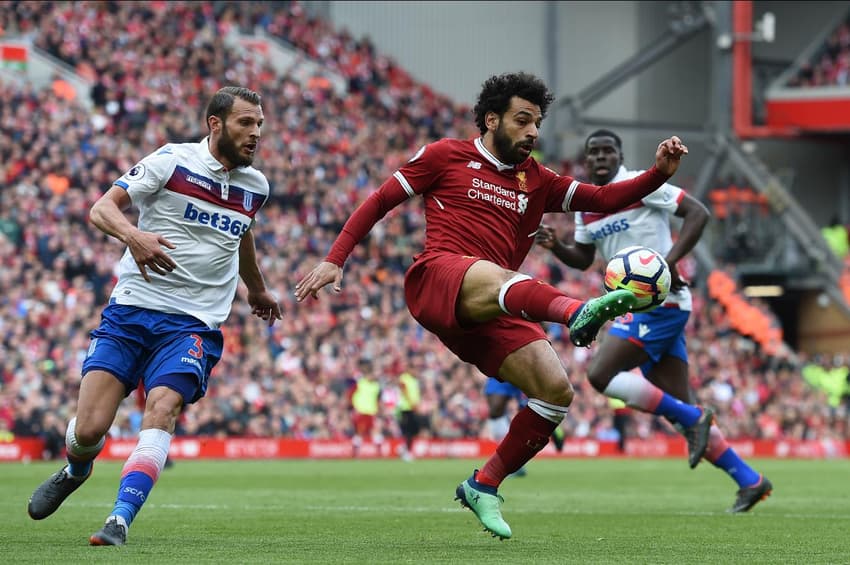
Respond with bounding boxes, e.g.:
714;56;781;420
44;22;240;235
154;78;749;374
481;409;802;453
455;471;512;540
568;289;637;347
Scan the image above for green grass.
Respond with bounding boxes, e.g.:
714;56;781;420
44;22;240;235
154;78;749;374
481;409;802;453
3;458;849;564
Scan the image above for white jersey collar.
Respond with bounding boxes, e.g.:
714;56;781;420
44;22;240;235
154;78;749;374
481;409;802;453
200;137;229;173
611;165;630;182
474;137;515;172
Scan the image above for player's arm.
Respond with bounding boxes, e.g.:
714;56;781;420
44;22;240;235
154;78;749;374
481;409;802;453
667;193;710;291
294;180;410;301
564;137;688;213
535;224;596;270
89;185;176;282
295;141;442;301
239;229;282;326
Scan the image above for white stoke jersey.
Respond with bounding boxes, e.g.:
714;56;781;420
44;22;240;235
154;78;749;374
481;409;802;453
575;166;692;310
111;138;269;327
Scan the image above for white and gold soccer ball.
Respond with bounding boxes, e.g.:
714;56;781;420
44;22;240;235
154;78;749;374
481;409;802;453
603;246;672;312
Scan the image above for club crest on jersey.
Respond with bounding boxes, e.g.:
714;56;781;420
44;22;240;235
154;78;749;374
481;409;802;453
243;191;253;211
516;171;527;192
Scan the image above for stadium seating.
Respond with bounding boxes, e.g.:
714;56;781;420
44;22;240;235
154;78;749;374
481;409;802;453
0;1;846;457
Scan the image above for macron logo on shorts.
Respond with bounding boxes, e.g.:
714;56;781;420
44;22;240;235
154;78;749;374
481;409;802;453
180;356;203;369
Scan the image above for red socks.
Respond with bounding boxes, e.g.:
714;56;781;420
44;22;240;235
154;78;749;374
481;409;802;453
502;278;582;324
704;424;729;462
476;406;558;487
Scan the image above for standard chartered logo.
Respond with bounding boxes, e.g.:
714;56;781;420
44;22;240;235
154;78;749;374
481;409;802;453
468;178;524;214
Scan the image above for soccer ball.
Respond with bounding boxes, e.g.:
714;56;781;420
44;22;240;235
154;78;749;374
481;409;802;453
603;246;671;312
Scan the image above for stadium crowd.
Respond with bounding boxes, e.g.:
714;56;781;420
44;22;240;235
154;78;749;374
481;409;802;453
787;11;850;88
1;1;848;458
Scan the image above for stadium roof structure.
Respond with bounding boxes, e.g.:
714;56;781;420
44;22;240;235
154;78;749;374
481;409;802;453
556;0;850;320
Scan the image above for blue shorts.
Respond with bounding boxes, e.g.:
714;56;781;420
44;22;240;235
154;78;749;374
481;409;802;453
607;306;690;377
82;304;223;404
484;377;527;406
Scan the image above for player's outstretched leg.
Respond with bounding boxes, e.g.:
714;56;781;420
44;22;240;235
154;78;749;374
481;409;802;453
729;476;773;513
91;428;172;546
28;465;92;520
28;417;104;520
90;516;128;546
701;422;773;512
682;407;714;468
568;289;637;347
600;372;713;468
455;470;512;540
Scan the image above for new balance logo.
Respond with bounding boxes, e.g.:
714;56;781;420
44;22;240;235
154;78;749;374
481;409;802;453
638;324;651;338
467;161;482;169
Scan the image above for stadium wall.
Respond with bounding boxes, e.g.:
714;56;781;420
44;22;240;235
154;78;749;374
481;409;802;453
321;1;849;225
2;437;846;462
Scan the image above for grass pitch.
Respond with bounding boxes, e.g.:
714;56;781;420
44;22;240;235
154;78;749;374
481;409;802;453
3;457;849;564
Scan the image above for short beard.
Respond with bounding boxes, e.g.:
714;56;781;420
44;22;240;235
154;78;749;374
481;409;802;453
492;122;525;165
217;124;252;168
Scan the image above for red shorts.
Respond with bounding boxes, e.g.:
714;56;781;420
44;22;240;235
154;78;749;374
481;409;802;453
404;252;547;376
353;413;375;437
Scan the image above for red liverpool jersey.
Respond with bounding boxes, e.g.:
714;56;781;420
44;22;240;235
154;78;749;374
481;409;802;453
395;138;570;270
325;137;668;271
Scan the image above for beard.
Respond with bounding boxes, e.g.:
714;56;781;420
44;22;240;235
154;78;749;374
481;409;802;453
492;122;529;165
217;124;253;168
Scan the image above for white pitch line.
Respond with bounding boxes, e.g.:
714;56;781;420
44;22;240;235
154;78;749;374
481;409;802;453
5;500;848;520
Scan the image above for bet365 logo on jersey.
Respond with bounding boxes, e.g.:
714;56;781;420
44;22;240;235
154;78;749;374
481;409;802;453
183;202;249;236
589;218;630;241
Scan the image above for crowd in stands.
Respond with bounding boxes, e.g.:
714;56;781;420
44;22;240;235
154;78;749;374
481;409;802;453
1;1;848;459
787;11;850;88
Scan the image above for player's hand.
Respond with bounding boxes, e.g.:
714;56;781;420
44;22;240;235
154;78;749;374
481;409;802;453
654;136;688;177
668;262;688;293
535;224;557;249
248;289;283;326
125;228;177;282
294;261;343;301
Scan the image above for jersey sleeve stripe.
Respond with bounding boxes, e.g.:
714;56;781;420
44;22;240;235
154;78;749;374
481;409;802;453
393;171;416;198
562;180;580;212
115;180;129;189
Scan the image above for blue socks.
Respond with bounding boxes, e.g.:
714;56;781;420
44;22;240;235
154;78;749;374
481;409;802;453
110;471;155;526
712;448;762;488
68;460;93;478
655;394;702;427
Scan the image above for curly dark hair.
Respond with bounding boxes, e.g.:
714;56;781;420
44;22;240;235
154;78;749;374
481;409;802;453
473;72;555;135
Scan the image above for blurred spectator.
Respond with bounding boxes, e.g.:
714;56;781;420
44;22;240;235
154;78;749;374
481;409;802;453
396;369;423;461
821;215;849;259
349;362;382;455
